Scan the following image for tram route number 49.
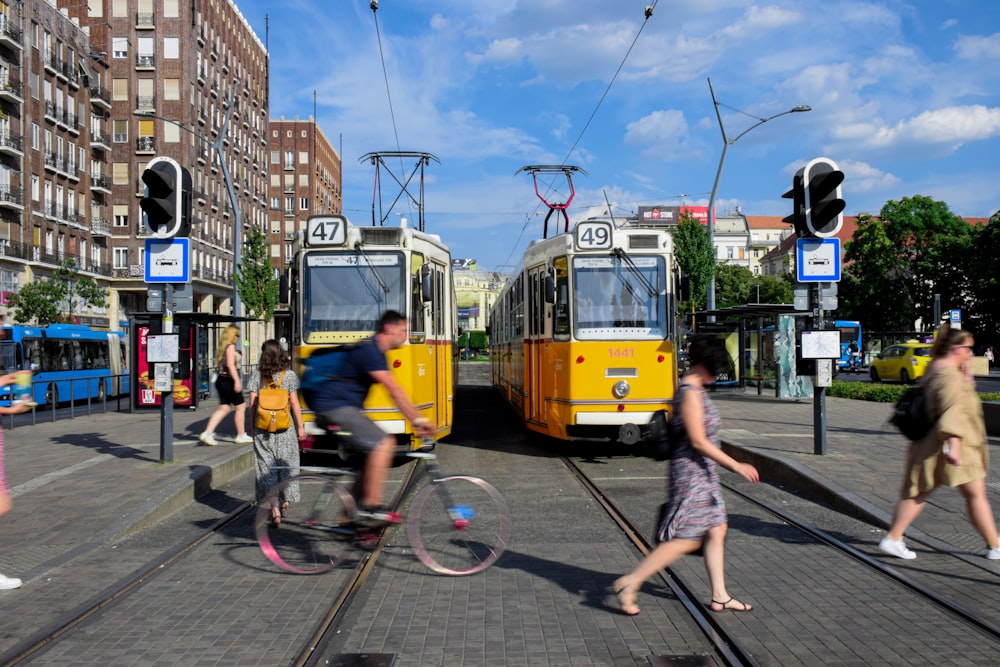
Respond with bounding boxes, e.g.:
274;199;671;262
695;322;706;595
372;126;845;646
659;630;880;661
576;221;613;250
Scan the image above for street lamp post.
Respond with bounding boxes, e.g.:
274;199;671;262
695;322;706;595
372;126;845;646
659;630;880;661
705;77;810;314
135;80;243;317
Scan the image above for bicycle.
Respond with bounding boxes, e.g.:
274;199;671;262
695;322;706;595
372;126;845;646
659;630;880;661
255;432;511;576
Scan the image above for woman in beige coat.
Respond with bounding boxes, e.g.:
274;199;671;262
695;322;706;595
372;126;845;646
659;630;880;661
879;325;1000;560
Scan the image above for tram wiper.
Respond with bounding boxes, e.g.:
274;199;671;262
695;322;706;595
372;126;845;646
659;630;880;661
611;248;658;298
354;242;390;304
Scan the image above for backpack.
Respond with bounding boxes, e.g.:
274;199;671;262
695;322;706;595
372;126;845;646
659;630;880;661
299;343;358;407
256;371;291;433
890;385;933;441
642;408;680;460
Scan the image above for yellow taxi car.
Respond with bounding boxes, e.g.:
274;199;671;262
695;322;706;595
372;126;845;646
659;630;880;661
869;341;933;383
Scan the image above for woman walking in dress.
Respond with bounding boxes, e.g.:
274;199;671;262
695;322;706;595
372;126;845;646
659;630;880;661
246;339;305;525
200;325;251;446
613;335;760;616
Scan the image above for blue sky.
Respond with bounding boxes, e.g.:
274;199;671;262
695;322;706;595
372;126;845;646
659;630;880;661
236;0;1000;272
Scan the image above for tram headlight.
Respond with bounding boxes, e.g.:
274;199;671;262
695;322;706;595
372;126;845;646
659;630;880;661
612;380;630;399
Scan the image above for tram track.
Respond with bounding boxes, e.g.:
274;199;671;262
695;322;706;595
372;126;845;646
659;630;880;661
564;454;1000;666
0;501;254;667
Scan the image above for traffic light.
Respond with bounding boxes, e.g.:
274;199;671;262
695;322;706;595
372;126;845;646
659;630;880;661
782;168;807;237
804;157;845;238
140;156;192;238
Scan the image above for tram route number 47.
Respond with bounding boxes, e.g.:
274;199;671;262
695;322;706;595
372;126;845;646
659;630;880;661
306;215;348;247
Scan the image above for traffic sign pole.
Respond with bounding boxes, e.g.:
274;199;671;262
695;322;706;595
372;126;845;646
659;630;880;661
160;283;174;464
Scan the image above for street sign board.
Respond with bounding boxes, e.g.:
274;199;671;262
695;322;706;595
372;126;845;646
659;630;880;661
144;238;190;283
796;238;841;282
793;281;838;311
146;283;194;312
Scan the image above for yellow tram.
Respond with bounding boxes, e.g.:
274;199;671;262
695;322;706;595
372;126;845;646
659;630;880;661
490;217;679;445
285;212;457;449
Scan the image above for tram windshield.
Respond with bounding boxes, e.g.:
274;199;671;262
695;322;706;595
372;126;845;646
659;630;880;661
572;255;665;339
302;251;406;336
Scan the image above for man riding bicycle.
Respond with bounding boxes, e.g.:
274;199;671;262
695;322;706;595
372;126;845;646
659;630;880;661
307;310;436;524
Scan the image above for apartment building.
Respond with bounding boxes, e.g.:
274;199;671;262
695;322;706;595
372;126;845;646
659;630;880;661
267;117;341;269
0;0;270;330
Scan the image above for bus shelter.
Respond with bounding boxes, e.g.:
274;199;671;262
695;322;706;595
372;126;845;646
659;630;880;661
692;305;811;397
128;312;258;412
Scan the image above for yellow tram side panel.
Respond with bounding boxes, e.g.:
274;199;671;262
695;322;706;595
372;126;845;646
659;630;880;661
296;340;453;450
529;339;676;441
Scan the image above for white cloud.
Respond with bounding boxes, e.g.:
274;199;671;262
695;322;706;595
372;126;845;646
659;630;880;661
847;105;1000;150
623;110;692;160
955;32;1000;59
837;160;901;193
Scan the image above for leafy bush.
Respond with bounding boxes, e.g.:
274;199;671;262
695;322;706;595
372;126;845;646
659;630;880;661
828;380;1000;404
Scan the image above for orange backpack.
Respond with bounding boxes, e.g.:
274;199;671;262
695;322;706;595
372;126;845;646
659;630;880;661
256;371;291;433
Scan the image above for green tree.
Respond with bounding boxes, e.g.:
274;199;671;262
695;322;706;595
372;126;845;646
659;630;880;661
841;213;909;329
879;195;970;327
969;211;1000;344
234;226;280;322
7;259;108;325
714;264;755;308
670;212;714;312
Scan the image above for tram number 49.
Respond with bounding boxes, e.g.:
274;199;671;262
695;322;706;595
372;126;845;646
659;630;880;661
306;215;347;247
576;221;612;250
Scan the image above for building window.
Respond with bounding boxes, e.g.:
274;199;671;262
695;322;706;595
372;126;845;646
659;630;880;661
113;205;129;228
113;247;129;269
299;197;308;210
113;120;128;143
284;151;294;169
112;37;128;59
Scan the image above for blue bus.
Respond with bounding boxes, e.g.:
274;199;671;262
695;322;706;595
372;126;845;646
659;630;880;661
0;324;130;406
834;319;863;371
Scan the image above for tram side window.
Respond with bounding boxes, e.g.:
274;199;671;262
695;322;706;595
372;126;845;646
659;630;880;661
410;253;426;339
553;257;570;339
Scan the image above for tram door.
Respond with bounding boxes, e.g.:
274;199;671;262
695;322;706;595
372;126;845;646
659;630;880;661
526;266;547;426
431;261;450;431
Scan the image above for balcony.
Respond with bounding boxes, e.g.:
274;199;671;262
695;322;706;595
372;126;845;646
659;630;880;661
44;100;58;123
0;131;23;156
90;130;111;151
136;95;155;114
89;174;112;194
136;136;155;154
91;217;111;237
0;78;22;103
0;16;23;50
0;185;23;210
136;54;155;70
89;84;111;109
136;13;155;29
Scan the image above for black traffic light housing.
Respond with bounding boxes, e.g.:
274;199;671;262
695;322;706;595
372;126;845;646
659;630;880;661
804;157;845;238
140;156;192;238
782;168;807;237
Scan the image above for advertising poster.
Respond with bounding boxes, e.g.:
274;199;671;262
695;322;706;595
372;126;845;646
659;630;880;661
137;325;194;408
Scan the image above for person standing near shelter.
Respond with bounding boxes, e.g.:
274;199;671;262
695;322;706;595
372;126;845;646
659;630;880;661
879;324;1000;560
0;372;35;589
200;325;252;446
247;339;305;525
306;310;435;524
613;335;760;616
986;346;994;369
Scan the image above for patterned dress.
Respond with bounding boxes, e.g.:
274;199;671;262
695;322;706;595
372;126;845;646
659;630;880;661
246;369;301;505
657;382;728;542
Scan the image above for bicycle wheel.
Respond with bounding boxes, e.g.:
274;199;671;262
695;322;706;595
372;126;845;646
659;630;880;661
256;475;357;574
407;476;511;575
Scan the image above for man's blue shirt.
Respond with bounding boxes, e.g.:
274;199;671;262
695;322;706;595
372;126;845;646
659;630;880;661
309;338;387;413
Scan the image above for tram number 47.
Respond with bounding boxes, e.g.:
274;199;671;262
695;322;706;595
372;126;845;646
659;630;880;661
306;216;347;246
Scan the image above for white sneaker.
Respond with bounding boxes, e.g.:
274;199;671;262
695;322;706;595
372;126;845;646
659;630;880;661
233;434;253;445
879;535;916;560
987;546;1000;560
0;573;23;589
199;432;218;446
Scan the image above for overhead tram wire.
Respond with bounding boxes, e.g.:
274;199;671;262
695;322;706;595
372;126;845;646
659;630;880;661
370;0;415;222
499;1;659;272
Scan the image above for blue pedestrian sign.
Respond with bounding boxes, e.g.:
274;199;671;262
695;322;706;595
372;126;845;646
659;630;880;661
796;238;841;282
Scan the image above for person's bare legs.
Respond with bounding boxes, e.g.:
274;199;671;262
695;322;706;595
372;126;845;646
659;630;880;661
203;404;231;435
886;493;929;541
361;436;396;507
958;478;1000;548
703;522;751;611
613;538;700;615
233;402;248;437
